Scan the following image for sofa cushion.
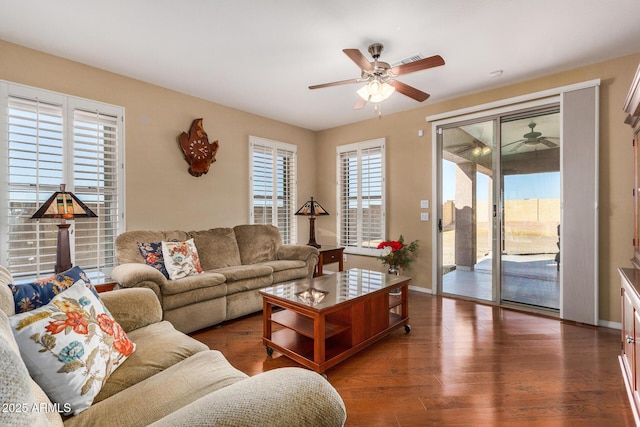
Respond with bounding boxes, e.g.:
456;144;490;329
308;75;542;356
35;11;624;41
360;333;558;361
8;266;98;314
93;320;208;403
259;259;306;272
189;228;242;270
64;350;248;427
137;241;170;278
162;271;226;296
259;260;308;284
233;224;282;265
212;264;273;282
10;281;135;415
116;230;191;265
225;276;274;296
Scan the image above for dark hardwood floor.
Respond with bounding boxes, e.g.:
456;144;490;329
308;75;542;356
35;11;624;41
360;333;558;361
190;291;635;426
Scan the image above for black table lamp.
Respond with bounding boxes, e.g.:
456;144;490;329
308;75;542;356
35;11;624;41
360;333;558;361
31;184;98;273
295;197;329;248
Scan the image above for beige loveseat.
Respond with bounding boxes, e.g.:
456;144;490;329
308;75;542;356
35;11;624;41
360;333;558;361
111;224;319;333
0;266;346;426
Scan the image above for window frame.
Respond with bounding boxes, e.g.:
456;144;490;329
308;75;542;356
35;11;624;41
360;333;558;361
0;81;125;281
248;136;297;244
336;137;386;256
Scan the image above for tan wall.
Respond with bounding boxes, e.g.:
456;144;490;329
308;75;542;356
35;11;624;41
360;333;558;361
317;52;640;324
1;38;639;324
0;40;317;241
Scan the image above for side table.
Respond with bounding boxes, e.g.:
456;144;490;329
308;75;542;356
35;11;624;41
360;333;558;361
93;277;118;293
315;246;344;277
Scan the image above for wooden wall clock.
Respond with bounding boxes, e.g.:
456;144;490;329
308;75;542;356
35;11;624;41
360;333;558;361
178;118;219;177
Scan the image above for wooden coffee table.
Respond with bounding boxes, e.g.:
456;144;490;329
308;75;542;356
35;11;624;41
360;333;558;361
260;268;411;374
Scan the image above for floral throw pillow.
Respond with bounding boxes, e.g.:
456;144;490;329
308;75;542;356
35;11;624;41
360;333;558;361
9;280;136;416
161;238;203;280
137;241;170;279
8;266;99;314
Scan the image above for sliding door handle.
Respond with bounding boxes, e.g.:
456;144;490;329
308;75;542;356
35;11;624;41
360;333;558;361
438;218;443;232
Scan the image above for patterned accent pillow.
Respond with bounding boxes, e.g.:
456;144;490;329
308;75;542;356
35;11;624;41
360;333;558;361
9;280;136;415
8;266;99;314
161;238;203;280
137;241;170;278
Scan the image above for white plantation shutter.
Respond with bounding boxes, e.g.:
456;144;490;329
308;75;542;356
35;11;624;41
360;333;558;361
336;138;385;255
249;136;297;244
71;108;120;275
1;82;124;281
5;95;65;277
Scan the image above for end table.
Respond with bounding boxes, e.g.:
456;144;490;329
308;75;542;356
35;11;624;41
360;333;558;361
315;246;344;277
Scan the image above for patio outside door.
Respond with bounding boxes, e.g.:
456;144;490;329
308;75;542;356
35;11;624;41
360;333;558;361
438;107;560;312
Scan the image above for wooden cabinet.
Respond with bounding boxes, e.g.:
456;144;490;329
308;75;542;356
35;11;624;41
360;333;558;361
619;268;640;425
620;62;640;424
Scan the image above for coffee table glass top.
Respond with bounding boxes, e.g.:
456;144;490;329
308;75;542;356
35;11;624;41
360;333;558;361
261;268;409;310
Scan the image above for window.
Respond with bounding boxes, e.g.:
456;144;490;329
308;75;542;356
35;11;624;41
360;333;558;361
0;82;124;281
337;138;385;255
249;136;297;244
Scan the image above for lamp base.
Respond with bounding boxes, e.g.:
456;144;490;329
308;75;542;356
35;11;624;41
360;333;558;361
306;217;321;248
55;223;72;274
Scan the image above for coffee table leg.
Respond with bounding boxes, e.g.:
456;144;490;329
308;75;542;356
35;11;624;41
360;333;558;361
263;299;273;356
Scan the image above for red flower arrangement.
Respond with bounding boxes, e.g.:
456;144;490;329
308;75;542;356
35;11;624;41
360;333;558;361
377;235;419;269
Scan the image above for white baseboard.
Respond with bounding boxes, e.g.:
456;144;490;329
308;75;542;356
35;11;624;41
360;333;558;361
409;285;432;294
599;319;621;330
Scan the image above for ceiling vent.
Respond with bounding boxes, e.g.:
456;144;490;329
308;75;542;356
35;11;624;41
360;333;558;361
392;54;424;67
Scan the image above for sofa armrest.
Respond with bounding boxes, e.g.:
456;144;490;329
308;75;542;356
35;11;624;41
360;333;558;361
150;367;346;427
277;245;319;278
99;287;163;332
111;263;166;302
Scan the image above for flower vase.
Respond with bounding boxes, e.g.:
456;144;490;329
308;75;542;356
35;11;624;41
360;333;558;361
388;265;401;295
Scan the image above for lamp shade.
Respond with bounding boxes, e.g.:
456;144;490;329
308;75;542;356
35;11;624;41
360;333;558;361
31;184;97;220
295;197;329;217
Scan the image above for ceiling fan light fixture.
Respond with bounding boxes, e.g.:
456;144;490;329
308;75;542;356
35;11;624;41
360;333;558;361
357;80;395;103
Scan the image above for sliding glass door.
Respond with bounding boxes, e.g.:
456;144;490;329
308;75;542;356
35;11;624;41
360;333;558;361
440;119;495;302
499;109;560;309
438;107;560;312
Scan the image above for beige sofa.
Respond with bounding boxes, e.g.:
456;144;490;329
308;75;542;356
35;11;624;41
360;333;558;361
111;224;319;333
0;265;346;426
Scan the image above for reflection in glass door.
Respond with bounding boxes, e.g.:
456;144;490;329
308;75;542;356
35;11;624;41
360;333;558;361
500;110;560;310
440;119;495;302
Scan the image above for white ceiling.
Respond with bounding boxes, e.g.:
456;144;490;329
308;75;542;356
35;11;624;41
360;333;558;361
1;0;640;131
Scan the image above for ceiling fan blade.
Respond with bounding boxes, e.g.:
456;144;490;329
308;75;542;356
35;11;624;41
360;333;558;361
353;97;367;110
502;139;525;148
389;80;430;102
390;55;445;76
510;142;525;152
343;49;374;72
309;78;361;90
539;138;558;148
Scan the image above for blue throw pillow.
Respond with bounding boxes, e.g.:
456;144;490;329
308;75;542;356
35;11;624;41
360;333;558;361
137;241;170;279
8;266;99;314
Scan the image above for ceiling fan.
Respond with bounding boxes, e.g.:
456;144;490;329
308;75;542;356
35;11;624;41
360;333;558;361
504;122;559;152
309;43;445;110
